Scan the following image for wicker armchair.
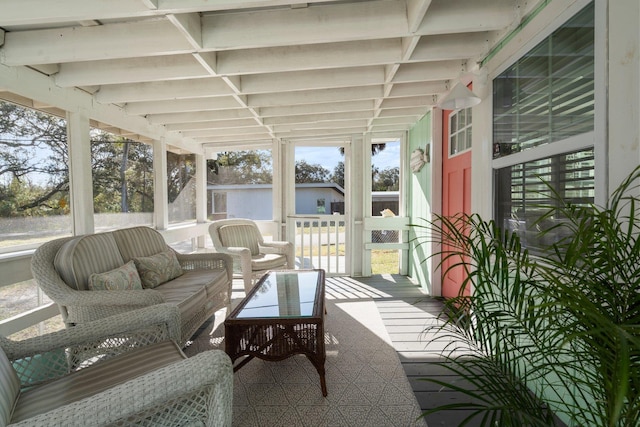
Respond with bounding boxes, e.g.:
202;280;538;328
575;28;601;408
209;219;295;293
0;304;233;427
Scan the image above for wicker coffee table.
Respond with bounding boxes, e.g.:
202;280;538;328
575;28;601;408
224;269;327;396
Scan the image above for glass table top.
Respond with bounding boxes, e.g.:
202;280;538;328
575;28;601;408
235;270;321;319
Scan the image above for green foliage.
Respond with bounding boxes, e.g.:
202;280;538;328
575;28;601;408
413;166;640;427
208;150;273;184
373;166;399;191
295;159;331;183
0;101;155;217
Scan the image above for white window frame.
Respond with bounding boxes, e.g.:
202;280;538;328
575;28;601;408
487;0;606;208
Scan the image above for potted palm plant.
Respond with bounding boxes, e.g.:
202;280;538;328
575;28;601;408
413;166;640;426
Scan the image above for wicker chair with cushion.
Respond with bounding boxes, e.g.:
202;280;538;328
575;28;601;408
0;304;233;427
31;226;233;347
209;219;294;293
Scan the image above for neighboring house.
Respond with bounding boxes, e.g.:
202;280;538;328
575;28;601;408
208;183;346;220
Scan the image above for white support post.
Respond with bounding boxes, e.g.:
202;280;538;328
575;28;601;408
195;153;207;248
607;0;640;196
66;110;94;235
153;138;169;230
471;69;493;219
272;138;285;240
398;131;409;276
283;140;296;244
429;108;443;297
349;134;366;277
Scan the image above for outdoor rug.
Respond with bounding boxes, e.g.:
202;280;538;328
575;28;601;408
185;298;427;427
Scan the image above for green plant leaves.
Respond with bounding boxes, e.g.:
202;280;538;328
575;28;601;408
411;165;640;427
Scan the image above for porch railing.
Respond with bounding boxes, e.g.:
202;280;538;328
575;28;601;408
289;215;346;275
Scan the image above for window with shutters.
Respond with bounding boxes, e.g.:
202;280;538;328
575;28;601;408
492;2;595;254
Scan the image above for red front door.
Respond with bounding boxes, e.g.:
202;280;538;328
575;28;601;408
441;108;471;298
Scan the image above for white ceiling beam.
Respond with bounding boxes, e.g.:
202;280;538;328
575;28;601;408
416;0;516;35
165;118;259;131
249;86;383;107
406;0;433;33
279;127;367;138
378;107;429;118
216;39;401;76
96;77;233;103
387;81;448;97
0;1;152;27
157;0;342;14
392;60;465;84
274;119;369;132
264;110;374;126
181;126;267;138
240;66;385;94
379;96;435;109
410;33;490;62
369;123;410;132
196;135;273;146
258;100;375;117
147;109;255;124
1;20;191;66
55;55;209;87
372;116;421;126
202;0;407;50
201;1;408;50
141;0;159;10
27;64;60;76
167;13;202;49
125;96;244;115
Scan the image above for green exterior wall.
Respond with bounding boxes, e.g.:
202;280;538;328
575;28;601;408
407;112;433;294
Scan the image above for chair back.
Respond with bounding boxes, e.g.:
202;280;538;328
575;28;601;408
217;224;261;256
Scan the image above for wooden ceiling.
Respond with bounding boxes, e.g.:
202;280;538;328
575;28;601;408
0;0;541;148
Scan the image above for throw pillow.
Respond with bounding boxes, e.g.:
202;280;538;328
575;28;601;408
88;260;143;291
134;249;183;289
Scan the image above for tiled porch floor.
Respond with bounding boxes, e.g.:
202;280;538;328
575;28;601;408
226;273;480;427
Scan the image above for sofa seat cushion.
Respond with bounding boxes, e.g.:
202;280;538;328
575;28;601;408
54;233;126;291
163;269;229;311
88;260;143;291
252;253;288;271
11;341;184;423
153;277;208;322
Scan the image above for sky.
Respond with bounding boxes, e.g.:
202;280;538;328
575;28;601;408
295;140;400;172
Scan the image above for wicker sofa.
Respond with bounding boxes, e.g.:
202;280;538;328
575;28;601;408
0;304;233;426
31;226;233;347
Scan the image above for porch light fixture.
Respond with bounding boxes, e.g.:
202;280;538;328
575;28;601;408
438;82;481;110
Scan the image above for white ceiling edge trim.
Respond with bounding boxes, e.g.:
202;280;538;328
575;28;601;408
0;63;202;154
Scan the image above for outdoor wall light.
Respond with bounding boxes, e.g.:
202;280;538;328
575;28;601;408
438;82;481;110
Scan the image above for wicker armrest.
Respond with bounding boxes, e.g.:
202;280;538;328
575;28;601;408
175;252;233;278
1;304;181;387
9;350;234;427
61;288;165;308
260;241;291;253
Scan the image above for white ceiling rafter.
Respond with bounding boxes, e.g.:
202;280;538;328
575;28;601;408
0;0;545;147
